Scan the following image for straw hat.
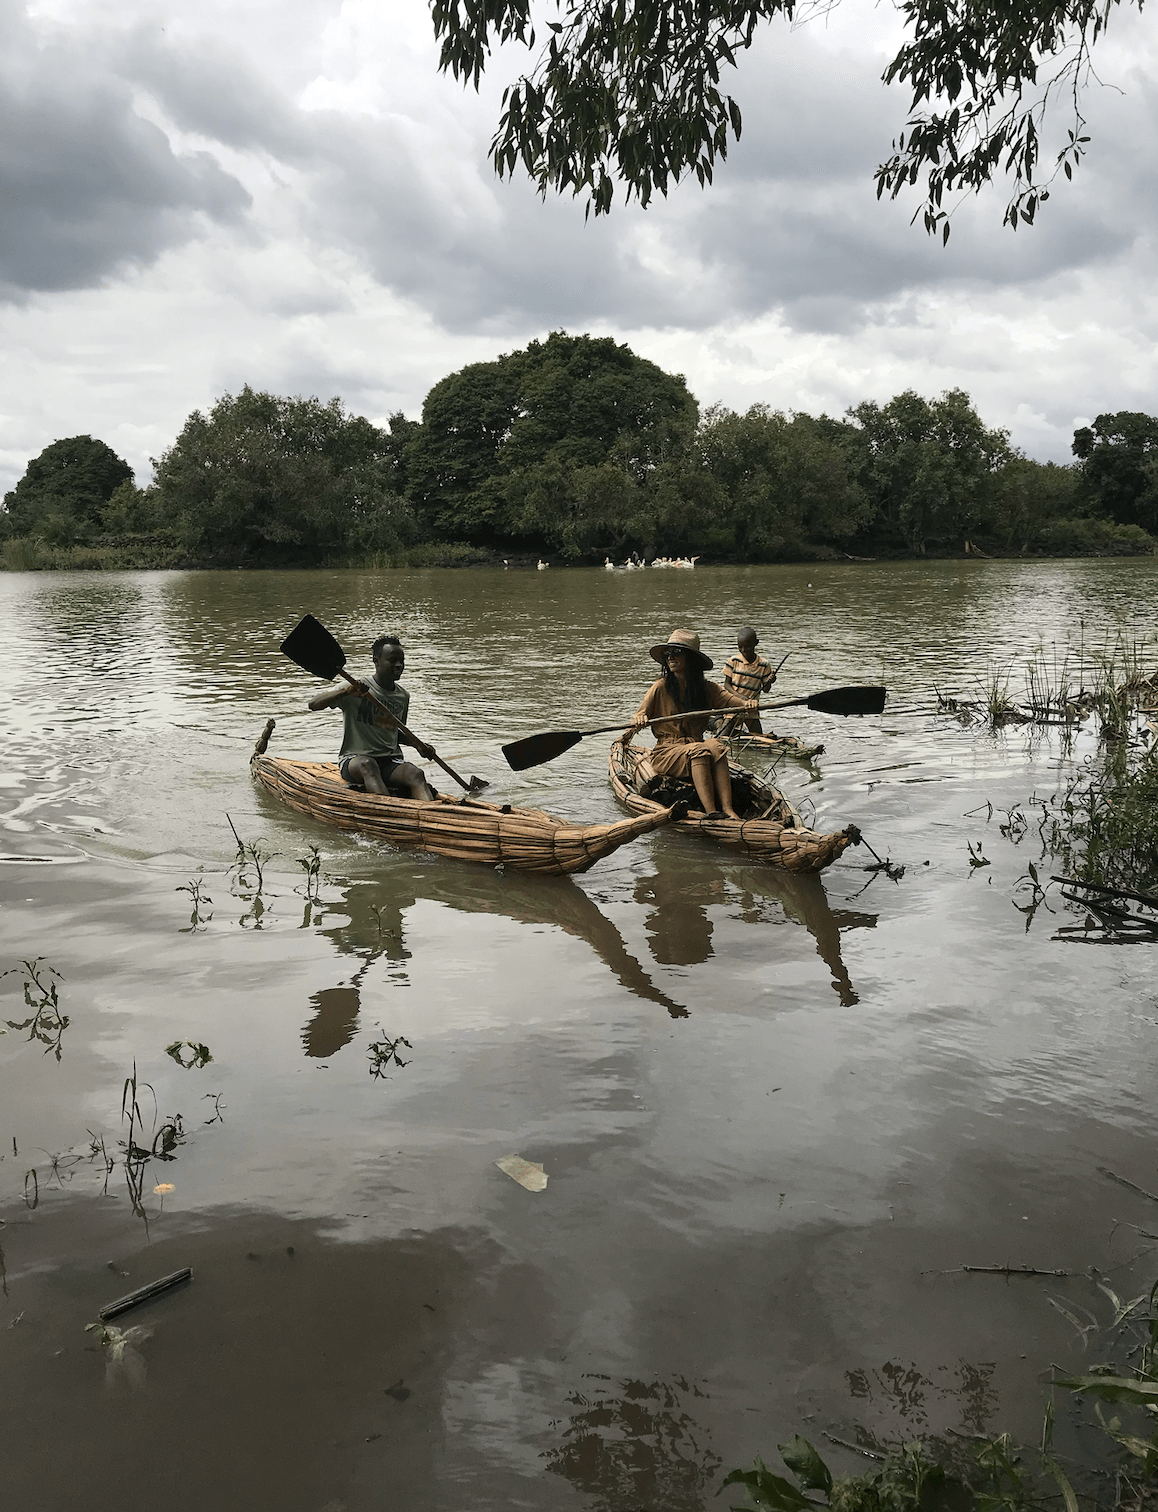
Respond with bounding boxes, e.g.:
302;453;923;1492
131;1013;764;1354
649;628;713;670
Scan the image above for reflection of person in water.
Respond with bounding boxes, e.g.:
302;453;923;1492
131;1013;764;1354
634;872;723;966
301;871;693;1057
302;884;412;1057
633;852;875;1006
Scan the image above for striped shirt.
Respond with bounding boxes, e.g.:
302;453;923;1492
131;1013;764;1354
722;653;776;696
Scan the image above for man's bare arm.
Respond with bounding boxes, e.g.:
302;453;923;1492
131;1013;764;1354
308;681;364;712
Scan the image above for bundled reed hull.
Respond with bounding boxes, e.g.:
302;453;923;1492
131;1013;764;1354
726;730;825;760
608;738;856;873
252;745;674;876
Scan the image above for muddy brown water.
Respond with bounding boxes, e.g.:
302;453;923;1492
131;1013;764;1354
1;561;1156;1511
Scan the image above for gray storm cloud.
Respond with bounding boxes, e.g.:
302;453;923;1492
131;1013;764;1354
0;8;250;298
2;0;1152;335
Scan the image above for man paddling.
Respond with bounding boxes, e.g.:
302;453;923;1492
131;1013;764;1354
308;634;437;800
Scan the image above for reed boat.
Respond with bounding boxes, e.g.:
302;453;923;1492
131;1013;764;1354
251;721;680;877
608;736;858;872
724;729;825;760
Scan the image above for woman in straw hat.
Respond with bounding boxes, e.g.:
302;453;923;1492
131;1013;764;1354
624;629;758;819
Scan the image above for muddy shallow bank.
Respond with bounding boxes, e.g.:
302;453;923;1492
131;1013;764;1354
1;561;1156;1511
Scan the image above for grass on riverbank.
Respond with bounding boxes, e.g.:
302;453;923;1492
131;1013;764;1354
0;536;508;572
1;535;189;571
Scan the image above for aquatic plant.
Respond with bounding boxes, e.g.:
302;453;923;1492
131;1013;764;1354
723;1426;1074;1512
165;1039;213;1070
225;814;274;893
176;876;213;931
296;844;323;900
938;630;1157;734
367;902;396;941
980;666;1022;726
0;958;69;1060
1039;744;1158;894
202;1092;226;1125
367;1032;411;1079
967;841;991;873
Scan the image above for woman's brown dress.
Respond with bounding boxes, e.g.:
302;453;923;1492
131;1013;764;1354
630;677;749;778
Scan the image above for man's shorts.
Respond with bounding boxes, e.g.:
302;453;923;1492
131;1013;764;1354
338;752;408;789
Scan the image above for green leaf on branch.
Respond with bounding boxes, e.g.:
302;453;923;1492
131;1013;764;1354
722;1459;815;1512
778;1437;833;1494
1055;1373;1158;1405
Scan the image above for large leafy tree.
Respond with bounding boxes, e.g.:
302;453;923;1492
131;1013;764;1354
688;405;870;558
986;456;1082;551
849;389;1011;552
153;387;416;562
433;0;1130;234
407;331;699;551
3;436;133;540
1072;412;1158;532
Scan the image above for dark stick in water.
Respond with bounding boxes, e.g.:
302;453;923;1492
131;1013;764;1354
99;1267;193;1320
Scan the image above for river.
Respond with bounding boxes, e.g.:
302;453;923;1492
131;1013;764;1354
1;560;1155;1511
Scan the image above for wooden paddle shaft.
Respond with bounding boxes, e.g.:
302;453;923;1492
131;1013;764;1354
337;670;477;792
579;695;804;739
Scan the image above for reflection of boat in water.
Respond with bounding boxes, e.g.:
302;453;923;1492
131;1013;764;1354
632;846;875;1005
608;737;858;872
251;721;679;876
301;869;692;1055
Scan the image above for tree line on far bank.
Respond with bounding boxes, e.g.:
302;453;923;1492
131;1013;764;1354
2;332;1155;570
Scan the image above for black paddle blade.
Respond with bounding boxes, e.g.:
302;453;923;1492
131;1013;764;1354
281;614;346;681
805;685;887;717
502;730;584;771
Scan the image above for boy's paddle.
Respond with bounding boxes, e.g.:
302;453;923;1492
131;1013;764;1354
280;614;489;793
501;685;887;772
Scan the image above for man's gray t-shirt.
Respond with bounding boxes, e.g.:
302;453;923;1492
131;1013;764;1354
335;678;409;762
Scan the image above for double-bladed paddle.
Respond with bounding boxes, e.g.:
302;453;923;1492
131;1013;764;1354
501;684;887;772
280;614;489;793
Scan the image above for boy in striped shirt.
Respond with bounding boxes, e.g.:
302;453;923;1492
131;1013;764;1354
721;627;777;734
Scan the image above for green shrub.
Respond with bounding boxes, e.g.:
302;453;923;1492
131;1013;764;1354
398;542;495;567
1036;517;1154;555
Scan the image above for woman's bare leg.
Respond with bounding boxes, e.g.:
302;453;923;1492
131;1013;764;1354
713;753;741;819
688;754;718;815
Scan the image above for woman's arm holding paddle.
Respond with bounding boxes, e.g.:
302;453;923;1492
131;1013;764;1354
710;683;757;714
623;682;661;744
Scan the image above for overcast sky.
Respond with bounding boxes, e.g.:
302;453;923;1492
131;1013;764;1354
2;0;1156;491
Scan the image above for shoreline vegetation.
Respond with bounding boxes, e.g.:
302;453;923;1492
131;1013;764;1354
2;534;1156;574
3;333;1156;573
